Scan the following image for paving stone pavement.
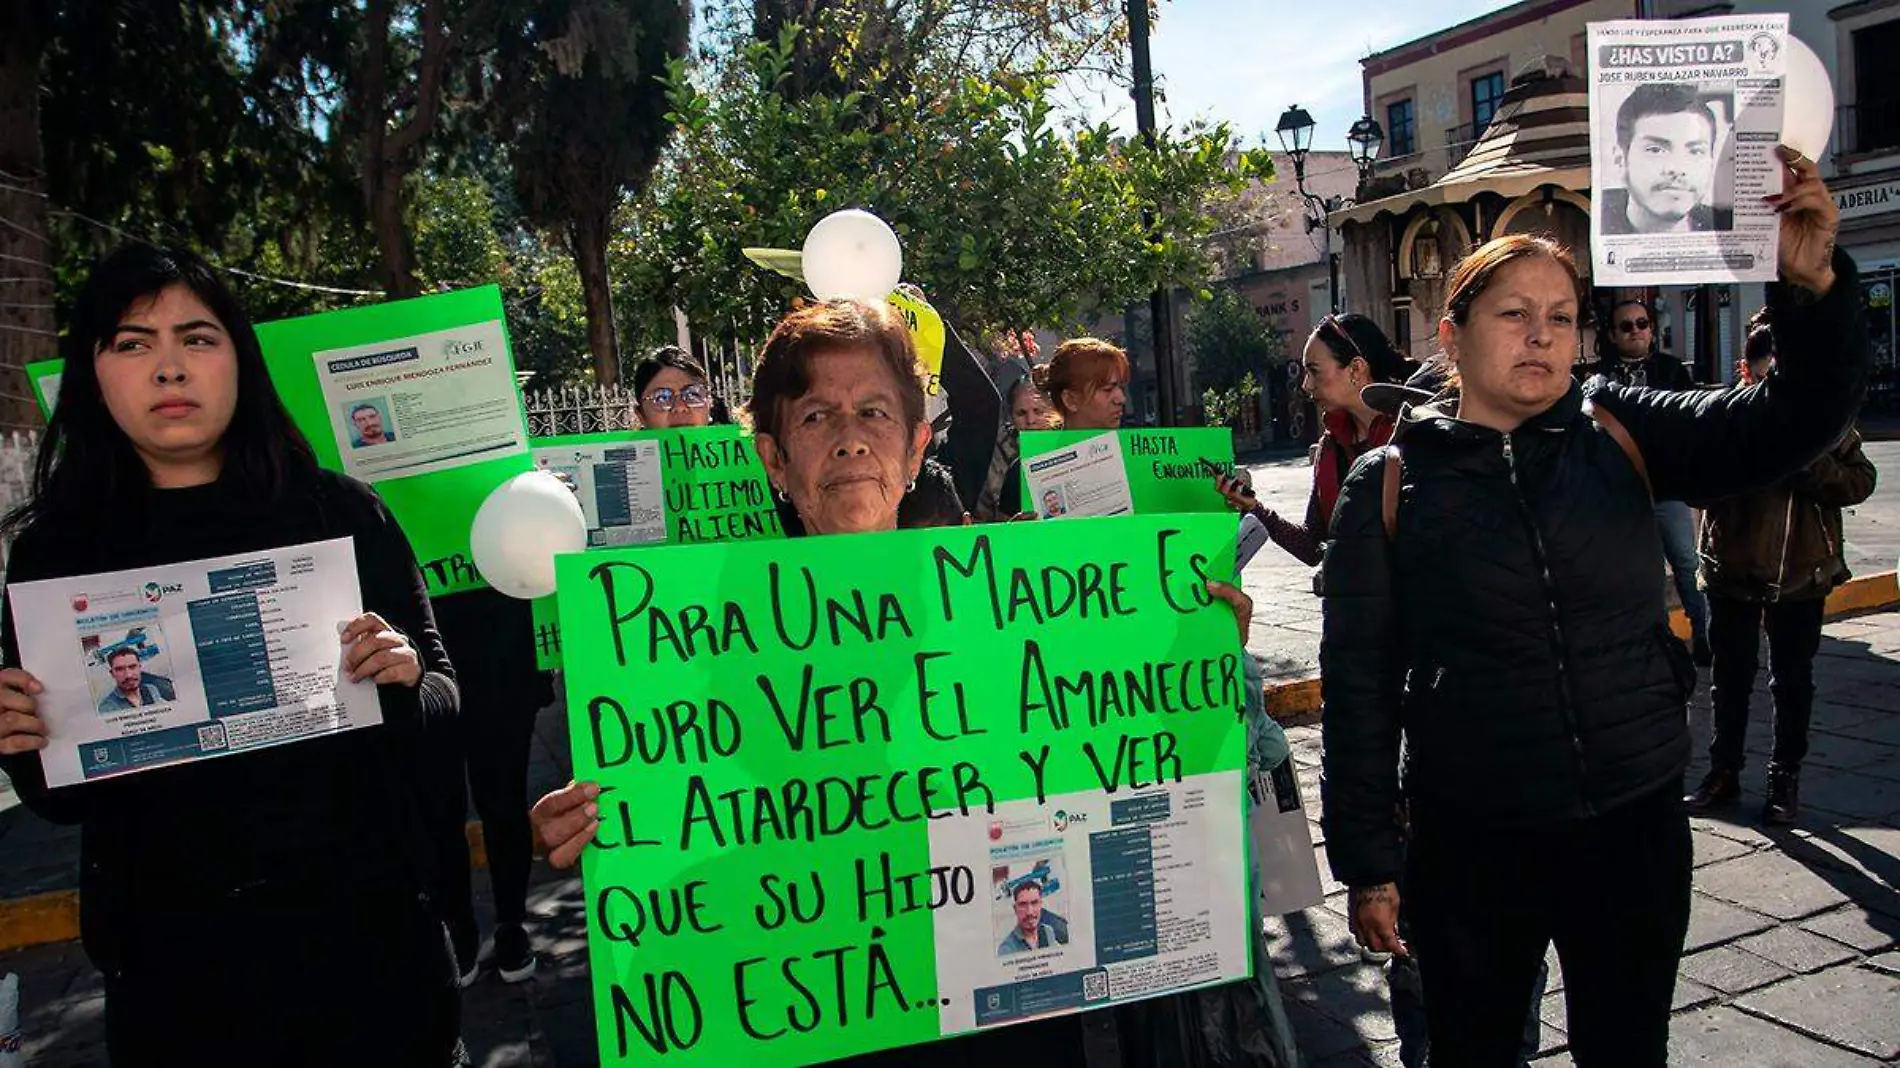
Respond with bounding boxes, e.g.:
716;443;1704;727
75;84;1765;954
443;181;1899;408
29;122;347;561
4;611;1894;1065
1270;609;1900;1067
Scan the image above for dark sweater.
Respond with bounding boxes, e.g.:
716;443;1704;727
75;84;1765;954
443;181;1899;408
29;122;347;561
0;468;457;978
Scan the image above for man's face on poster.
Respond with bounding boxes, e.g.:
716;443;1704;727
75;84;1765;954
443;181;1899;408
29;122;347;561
109;651;142;694
1616;108;1716;231
352;405;386;443
1013;884;1043;937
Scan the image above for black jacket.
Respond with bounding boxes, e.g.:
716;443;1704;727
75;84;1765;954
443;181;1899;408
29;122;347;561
1319;252;1870;889
1700;430;1877;603
0;469;457;979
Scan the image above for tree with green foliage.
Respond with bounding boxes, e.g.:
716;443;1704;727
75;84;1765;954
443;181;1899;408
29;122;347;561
0;1;53;431
493;0;690;385
621;28;1270;354
1187;285;1281;392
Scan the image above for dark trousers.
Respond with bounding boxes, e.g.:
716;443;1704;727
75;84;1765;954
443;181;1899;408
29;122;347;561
428;591;547;947
423;688;543;948
1708;593;1825;773
463;672;540;928
1406;785;1692;1068
105;891;460;1067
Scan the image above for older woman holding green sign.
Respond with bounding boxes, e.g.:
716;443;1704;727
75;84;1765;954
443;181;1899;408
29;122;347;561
532;298;1292;1065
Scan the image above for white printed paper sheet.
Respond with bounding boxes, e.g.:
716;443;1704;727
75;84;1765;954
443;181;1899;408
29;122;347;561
8;538;383;787
313;319;530;482
1589;15;1788;285
532;441;667;548
926;774;1250;1031
1023;432;1136;520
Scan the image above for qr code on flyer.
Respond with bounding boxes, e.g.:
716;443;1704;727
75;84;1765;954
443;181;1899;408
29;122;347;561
197;722;228;752
1082;971;1109;1002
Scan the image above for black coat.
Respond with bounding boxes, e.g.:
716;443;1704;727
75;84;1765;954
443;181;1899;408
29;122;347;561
1318;253;1871;889
0;469;458;980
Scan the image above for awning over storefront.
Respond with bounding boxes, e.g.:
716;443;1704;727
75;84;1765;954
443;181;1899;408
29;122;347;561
1333;58;1592;228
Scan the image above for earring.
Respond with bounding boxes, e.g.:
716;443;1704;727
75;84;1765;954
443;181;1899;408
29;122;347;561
773;485;790;503
905;479;917;493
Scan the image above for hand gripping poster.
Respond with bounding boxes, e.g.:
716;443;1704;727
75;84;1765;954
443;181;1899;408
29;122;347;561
1588;14;1788;286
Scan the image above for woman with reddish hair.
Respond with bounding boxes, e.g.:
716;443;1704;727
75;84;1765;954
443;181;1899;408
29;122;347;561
1043;337;1128;430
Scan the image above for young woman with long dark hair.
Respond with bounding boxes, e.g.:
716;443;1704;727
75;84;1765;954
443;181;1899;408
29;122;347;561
0;244;463;1066
1215;313;1413;567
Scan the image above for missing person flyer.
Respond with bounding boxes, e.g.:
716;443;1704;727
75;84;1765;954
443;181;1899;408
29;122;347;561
7;538;382;787
532;440;666;548
1589;14;1788;286
312;318;529;483
1023;432;1136;520
926;777;1250;1031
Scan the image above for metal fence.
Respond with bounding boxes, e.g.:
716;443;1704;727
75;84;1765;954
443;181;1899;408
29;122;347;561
520;384;641;437
0;431;37;577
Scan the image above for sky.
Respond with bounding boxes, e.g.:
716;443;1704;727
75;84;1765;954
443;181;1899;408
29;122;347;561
1076;0;1519;151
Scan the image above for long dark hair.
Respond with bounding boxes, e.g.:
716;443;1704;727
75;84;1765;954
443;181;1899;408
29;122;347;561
1310;313;1413;384
5;244;319;535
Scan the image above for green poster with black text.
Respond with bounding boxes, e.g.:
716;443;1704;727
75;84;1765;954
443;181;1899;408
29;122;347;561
556;514;1251;1066
1019;428;1234;516
528;426;784;669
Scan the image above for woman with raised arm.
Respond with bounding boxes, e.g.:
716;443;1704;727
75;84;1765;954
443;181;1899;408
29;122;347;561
1319;147;1862;1066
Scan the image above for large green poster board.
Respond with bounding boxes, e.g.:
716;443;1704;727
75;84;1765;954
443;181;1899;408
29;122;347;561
528;426;784;669
1019;428;1234;515
255;286;532;598
556;514;1252;1067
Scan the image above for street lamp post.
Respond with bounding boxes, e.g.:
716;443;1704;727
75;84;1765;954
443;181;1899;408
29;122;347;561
1276;106;1384;314
1129;0;1179;427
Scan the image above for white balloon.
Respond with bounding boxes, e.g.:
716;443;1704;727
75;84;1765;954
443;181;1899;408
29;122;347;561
1782;34;1834;166
801;209;903;301
468;471;587;600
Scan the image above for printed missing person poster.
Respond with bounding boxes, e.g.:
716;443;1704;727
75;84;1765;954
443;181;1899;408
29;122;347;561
526;427;785;669
7;538;382;787
1589;15;1788;286
1019;429;1234;518
556;515;1251;1066
257;286;535;598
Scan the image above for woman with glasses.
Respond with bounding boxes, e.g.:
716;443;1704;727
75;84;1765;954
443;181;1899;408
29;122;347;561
632;346;716;428
1215;313;1414;566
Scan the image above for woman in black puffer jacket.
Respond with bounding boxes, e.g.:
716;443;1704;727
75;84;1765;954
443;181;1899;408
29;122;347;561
1318;146;1866;1068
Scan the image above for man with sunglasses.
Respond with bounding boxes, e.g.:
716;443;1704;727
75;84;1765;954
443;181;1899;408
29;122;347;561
1579;299;1712;665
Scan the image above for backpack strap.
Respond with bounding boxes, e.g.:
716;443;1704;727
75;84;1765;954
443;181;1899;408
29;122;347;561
1381;446;1402;541
1581;399;1653;500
